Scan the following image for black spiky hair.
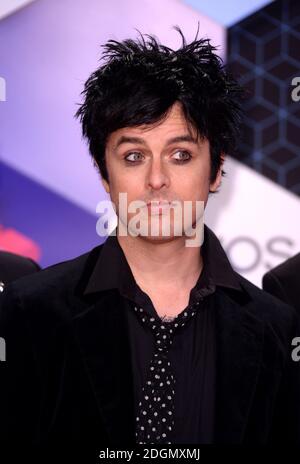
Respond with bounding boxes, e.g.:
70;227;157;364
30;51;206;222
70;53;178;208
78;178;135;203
75;26;244;184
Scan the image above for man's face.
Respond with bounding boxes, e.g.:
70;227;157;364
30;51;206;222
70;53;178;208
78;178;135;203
102;101;223;242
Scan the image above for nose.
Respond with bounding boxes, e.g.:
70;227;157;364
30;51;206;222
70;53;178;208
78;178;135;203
146;157;170;190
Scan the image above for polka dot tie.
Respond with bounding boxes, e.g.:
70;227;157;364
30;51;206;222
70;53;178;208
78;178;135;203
132;298;202;444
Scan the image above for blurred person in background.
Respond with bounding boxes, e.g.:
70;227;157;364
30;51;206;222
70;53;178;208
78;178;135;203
0;251;40;293
263;252;300;313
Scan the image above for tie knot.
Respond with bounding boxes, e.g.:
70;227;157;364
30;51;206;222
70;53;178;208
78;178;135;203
133;298;203;340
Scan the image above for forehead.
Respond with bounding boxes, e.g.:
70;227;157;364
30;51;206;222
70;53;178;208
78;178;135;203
107;102;198;145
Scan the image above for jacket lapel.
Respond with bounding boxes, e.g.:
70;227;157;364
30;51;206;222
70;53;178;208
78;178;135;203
70;290;136;445
214;288;264;443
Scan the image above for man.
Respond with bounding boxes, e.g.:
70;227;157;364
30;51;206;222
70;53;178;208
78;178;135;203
0;251;40;293
0;30;299;452
263;253;300;313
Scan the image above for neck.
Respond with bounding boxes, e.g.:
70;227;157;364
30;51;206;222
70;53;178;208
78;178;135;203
116;230;203;290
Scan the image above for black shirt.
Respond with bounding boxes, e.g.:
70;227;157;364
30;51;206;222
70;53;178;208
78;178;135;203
83;225;243;444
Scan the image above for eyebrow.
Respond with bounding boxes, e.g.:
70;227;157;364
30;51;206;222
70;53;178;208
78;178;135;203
113;134;198;151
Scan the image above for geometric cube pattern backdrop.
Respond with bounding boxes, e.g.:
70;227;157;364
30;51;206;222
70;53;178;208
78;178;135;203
228;0;300;196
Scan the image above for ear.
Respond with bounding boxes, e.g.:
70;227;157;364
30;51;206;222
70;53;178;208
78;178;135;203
101;176;110;194
209;154;226;192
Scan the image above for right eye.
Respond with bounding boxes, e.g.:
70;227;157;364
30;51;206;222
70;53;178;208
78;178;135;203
124;152;143;162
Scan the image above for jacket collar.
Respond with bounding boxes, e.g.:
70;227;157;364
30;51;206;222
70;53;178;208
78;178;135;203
82;224;244;297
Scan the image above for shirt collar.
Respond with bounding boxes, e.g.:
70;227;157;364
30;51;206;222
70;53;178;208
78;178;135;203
83;224;243;297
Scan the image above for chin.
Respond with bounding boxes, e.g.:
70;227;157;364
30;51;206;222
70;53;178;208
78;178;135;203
137;232;184;244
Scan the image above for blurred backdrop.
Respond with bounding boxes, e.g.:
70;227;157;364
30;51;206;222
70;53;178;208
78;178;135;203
0;0;299;286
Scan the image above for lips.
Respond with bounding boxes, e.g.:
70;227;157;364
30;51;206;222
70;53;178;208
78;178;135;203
146;200;172;215
146;200;171;206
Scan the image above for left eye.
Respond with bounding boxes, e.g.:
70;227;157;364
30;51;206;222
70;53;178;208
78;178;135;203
172;151;191;162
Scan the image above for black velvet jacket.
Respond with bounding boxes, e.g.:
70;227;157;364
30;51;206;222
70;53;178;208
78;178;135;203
0;226;299;453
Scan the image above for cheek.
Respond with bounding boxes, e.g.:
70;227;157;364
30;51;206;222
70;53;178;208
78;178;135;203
176;169;210;199
108;174;144;207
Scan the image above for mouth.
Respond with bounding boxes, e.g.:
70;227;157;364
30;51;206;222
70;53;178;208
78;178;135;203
145;200;172;215
146;200;171;206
